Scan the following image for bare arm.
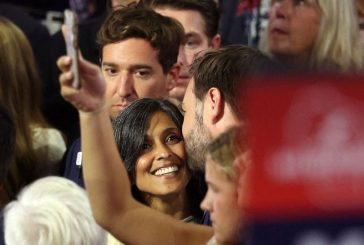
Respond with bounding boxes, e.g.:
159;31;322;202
58;55;212;245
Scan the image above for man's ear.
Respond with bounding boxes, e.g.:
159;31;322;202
166;63;180;91
210;34;221;49
204;87;224;125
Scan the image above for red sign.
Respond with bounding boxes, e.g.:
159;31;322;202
244;74;364;221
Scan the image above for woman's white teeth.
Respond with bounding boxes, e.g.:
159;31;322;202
154;166;179;176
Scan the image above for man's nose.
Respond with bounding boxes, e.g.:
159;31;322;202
117;73;134;98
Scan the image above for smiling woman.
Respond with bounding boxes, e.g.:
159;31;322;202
112;98;205;222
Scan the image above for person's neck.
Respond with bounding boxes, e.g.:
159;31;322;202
211;105;241;139
143;190;192;220
274;53;311;72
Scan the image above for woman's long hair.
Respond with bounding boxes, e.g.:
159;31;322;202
310;0;363;72
0;17;48;203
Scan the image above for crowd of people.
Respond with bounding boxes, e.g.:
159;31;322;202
0;0;363;244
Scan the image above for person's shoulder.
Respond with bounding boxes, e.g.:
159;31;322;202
31;126;67;166
32;126;66;147
65;138;82;165
63;137;84;188
69;138;82;149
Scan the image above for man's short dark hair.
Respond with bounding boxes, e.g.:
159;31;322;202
0;103;15;183
97;6;184;73
190;45;275;116
139;0;220;40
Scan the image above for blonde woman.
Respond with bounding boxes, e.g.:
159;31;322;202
260;0;363;72
0;17;66;206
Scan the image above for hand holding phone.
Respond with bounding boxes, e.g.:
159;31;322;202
64;9;80;89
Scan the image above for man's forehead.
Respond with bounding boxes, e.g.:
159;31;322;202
101;39;160;64
205;158;223;181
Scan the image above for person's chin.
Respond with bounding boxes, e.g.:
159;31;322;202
109;105;127;118
178;76;191;85
169;88;186;101
215;233;234;245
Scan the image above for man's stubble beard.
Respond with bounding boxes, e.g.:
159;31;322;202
185;104;212;172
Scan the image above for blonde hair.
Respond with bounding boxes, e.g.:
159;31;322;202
260;0;364;72
206;126;247;180
0;17;48;202
311;0;363;72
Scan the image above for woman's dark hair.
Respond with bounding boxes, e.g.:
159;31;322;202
0;102;15;183
112;98;204;220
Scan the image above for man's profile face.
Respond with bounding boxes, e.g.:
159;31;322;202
102;38;172;119
182;78;211;171
201;158;242;245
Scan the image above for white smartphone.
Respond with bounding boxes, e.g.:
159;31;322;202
64;9;80;89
